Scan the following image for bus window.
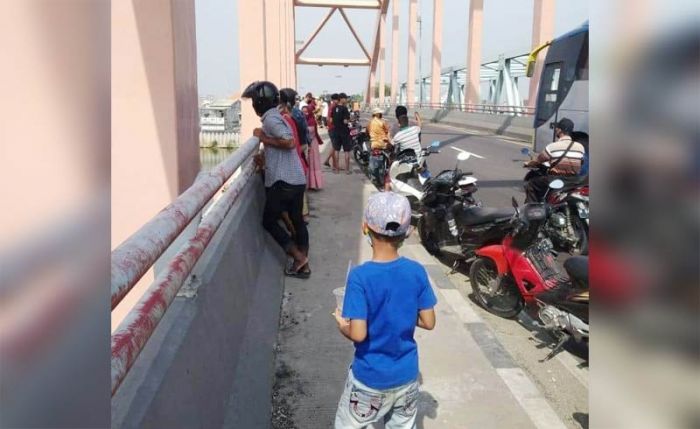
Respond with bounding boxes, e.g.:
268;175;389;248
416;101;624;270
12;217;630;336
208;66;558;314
537;62;562;123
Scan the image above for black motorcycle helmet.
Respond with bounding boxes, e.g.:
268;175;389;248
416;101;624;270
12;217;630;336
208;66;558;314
241;80;279;117
279;87;298;108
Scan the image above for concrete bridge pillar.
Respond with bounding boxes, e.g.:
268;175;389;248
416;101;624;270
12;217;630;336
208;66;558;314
378;10;386;106
464;0;483;108
390;0;400;105
528;0;555;107
111;0;199;248
238;0;267;138
406;0;418;106
430;0;443;106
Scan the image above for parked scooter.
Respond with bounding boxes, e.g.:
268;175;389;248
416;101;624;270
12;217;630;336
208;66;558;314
521;147;589;255
469;179;589;359
388;141;441;209
417;151;513;260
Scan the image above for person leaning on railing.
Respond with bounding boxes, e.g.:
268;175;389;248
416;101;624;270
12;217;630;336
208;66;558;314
242;81;311;279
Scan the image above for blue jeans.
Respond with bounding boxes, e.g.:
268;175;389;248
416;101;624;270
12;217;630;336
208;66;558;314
335;369;419;429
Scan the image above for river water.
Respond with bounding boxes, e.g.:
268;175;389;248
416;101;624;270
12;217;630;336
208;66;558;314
200;147;236;172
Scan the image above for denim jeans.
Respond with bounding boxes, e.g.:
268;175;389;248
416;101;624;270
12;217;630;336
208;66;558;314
262;181;308;252
335;369;419;429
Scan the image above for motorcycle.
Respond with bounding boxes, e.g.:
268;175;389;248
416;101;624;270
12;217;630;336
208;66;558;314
469;179;589;359
388;141;441;210
417;151;514;260
350;117;369;168
521;147;589;255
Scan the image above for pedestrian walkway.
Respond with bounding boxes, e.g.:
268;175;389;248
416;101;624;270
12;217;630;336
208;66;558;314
270;142;568;428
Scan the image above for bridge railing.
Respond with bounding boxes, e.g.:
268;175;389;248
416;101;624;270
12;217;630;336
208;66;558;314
110;136;259;395
369;102;535;116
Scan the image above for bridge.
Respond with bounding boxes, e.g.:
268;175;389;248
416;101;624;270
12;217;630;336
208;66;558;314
106;1;588;428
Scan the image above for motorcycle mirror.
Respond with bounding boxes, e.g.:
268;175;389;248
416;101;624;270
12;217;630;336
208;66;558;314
457;152;471;162
430;141;440;149
520;147;530;156
549;179;565;190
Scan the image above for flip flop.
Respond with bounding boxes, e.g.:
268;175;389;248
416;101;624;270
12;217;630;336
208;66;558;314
284;258;310;279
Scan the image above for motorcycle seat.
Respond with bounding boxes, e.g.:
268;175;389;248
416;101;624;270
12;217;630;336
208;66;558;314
563;256;588;288
460;206;514;226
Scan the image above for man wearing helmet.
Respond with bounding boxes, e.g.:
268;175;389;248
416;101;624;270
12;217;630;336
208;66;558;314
242;81;310;278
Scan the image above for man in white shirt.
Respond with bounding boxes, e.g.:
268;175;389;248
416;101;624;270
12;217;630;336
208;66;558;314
392;112;423;162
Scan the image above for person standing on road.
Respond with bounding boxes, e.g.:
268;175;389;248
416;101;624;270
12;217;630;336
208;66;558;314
320;98;329;128
242;81;310;278
280;88;312;221
332;93;353;174
303;104;324;190
368;108;391;190
324;93;340;170
333;191;437;429
524;117;585;203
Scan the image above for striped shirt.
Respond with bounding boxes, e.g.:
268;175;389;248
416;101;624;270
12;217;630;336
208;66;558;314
392;126;422;160
261;108;307;188
537;136;585;176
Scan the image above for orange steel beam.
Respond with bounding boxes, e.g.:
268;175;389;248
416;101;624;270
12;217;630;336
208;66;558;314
337;8;371;60
366;0;390;103
295;7;337;60
294;0;380;9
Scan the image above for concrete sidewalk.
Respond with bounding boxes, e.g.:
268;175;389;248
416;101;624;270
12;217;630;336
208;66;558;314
270;142;567;429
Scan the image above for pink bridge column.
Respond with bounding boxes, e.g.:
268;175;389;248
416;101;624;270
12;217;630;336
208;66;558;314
464;0;483;108
265;0;281;86
111;0;199;249
238;0;267;138
406;0;418;107
378;10;386;106
527;0;555;107
390;0;400;104
430;0;443;106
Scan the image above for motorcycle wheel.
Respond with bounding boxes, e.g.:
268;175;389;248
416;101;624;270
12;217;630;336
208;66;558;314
418;217;441;256
469;257;523;318
353;147;367;168
570;215;589;256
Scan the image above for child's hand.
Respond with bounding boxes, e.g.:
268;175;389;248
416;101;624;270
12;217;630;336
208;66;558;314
333;308;349;329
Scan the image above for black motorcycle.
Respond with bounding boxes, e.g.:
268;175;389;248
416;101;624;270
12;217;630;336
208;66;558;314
417;152;513;260
350;117;369;168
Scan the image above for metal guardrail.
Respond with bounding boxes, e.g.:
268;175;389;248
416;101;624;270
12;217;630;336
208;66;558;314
369;103;535;116
110;136;260;395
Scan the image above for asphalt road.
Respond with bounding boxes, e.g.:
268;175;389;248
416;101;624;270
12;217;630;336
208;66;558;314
358;117;590;428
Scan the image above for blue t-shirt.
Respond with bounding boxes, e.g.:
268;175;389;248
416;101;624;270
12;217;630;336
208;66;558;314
342;257;437;389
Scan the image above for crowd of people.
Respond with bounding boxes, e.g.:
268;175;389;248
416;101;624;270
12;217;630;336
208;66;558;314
241;80;588;428
241;81;365;279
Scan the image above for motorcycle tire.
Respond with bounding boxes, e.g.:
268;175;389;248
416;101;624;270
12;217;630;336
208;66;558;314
418;217;441;256
469;257;523;319
353;147;368;168
570;215;589;256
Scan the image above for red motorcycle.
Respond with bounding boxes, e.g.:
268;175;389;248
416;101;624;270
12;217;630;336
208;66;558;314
469;180;589;359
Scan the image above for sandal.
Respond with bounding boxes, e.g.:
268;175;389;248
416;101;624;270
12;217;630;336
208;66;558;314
284;258;310;279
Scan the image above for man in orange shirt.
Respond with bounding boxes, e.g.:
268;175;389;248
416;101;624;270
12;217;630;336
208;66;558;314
368;108;392;190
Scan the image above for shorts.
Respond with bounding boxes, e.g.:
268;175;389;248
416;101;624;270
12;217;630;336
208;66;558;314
334;369;419;429
333;132;353;152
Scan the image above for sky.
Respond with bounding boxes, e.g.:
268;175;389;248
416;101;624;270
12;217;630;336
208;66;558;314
195;0;588;99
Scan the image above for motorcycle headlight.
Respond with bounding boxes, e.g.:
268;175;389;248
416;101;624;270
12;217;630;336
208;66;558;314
550;213;567;227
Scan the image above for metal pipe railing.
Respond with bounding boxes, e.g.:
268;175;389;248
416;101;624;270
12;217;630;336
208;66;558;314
110;137;259;310
367;102;535;116
110;137;259;395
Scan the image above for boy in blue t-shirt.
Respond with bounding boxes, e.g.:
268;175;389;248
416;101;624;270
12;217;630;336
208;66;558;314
333;192;437;429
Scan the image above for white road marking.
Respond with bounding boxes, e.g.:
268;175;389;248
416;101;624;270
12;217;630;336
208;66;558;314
437;288;483;324
497;368;569;429
449;146;485;159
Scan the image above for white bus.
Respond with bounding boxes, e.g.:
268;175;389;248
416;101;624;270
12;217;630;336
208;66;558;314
528;22;589;153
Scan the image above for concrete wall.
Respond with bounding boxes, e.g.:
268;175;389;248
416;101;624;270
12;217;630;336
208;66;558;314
377;107;535;142
415;108;534;141
112;178;286;429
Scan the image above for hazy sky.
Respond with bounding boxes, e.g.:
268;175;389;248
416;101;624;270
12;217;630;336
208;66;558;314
196;0;588;98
